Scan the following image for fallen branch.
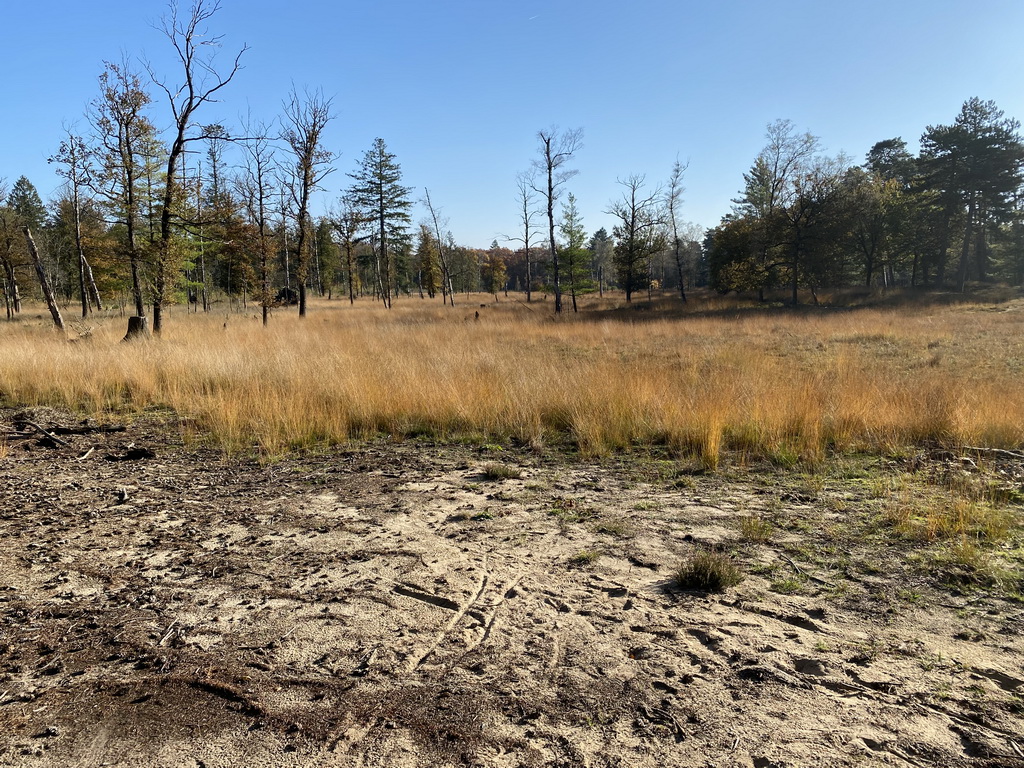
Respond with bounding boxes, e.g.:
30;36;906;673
779;553;835;589
23;421;72;447
961;446;1024;460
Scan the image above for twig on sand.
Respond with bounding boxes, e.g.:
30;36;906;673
779;553;835;588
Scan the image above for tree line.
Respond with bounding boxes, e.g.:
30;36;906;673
0;1;709;330
4;2;1019;333
707;100;1024;302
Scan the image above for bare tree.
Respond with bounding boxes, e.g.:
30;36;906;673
281;88;334;317
664;158;689;302
237;121;276;325
332;194;363;305
149;0;247;334
532;127;582;313
501;172;543;302
422;189;455;306
50;129;103;317
22;228;65;333
607;175;665;303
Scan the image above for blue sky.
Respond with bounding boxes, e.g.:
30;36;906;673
2;0;1024;246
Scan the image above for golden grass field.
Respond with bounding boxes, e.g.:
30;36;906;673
2;290;1023;462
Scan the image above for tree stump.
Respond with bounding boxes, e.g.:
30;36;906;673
123;316;149;341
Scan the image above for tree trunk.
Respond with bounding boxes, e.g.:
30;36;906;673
23;227;65;333
2;252;21;313
957;195;976;293
547;170;561;314
83;256;103;311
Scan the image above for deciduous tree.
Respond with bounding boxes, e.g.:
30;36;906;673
150;0;247;334
608;175;664;302
282;89;334;316
532;127;582;314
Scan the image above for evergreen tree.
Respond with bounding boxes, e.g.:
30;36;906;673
9;177;47;231
347;138;412;308
557;193;590;311
920;98;1024;290
588;227;614;295
415;224;441;298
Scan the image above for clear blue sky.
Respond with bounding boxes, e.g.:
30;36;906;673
2;0;1024;246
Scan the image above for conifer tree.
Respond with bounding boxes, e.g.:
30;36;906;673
347;138;412;308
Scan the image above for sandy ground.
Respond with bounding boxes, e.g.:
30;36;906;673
1;408;1022;768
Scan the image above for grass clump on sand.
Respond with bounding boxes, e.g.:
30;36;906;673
674;549;744;593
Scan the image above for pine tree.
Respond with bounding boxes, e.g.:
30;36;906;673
347;138;412;308
481;240;507;298
558;193;591;311
415;224;441;298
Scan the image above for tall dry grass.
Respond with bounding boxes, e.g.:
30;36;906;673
1;292;1023;460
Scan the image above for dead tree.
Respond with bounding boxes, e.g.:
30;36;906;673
532;127;582;314
423;189;455;306
238;122;276;326
501;172;542;302
22;227;65;333
150;0;247;335
282;88;334;317
50;129;103;317
332;195;363;305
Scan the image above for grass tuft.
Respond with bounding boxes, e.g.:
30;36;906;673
674;549;744;592
739;516;774;543
568;549;603;568
481;462;522;481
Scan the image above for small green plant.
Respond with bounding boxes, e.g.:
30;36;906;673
568;549;602;568
739;516;773;543
770;577;803;595
482;462;521;481
898;589;923;604
673;549;744;593
633;500;662;512
595;518;636;538
548;496;594;526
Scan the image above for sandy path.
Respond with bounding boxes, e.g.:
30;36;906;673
1;409;1022;767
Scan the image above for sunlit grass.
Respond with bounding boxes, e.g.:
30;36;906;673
1;290;1023;461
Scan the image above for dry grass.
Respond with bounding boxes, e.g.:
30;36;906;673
1;291;1023;460
739;516;774;543
884;492;1017;543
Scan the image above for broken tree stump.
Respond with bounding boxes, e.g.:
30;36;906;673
123;316;149;341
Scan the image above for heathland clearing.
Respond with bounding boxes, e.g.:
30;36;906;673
0;292;1023;766
3;291;1024;459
